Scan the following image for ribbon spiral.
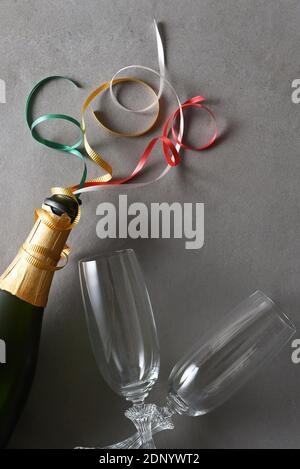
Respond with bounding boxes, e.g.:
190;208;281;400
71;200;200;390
25;19;218;201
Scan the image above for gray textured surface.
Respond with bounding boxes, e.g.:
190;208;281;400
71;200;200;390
0;0;299;449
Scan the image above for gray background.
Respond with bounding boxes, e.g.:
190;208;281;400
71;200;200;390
0;0;299;449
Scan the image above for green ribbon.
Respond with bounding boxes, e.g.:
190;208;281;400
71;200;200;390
25;76;87;189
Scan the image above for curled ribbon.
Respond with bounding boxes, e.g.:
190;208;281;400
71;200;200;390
109;19;165;113
79;77;161;187
74;95;217;194
25;76;83;225
21;243;69;272
25;75;86;190
25;19;218;199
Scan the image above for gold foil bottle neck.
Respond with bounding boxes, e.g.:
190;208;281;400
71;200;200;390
0;206;74;307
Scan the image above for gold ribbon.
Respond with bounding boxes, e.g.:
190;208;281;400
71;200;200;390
26;76;160;200
49;78;159;225
21;243;69;272
79;77;160;186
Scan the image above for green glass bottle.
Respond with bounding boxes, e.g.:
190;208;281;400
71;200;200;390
0;194;79;447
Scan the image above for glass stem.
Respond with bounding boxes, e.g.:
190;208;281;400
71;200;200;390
125;403;156;449
78;403;177;449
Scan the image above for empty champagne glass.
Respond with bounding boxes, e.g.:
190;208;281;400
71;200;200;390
109;290;296;448
78;249;160;448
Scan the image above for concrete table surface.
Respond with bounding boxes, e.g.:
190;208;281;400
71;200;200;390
0;0;299;448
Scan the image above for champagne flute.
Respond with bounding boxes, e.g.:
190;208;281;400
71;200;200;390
108;290;296;448
78;249;160;448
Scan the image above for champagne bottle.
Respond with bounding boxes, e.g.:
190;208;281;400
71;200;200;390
0;194;79;448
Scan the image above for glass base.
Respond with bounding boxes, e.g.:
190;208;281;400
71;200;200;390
75;404;175;450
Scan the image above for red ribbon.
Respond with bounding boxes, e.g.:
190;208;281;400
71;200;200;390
72;96;217;191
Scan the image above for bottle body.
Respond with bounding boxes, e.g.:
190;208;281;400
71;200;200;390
0;291;43;447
